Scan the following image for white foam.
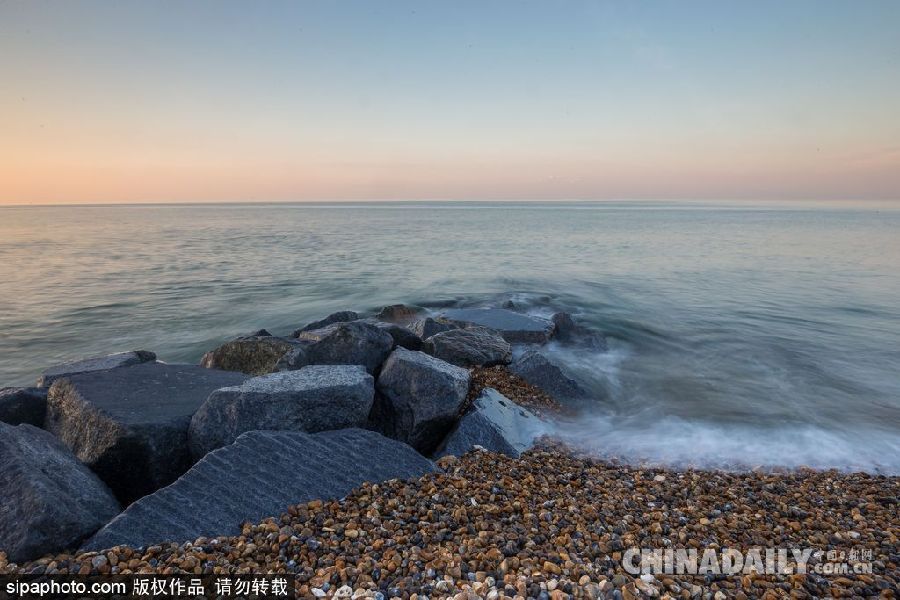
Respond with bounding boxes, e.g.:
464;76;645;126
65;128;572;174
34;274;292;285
553;414;900;475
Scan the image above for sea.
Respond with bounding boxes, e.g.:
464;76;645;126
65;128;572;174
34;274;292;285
1;200;898;473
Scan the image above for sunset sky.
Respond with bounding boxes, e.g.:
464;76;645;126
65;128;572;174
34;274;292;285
2;1;899;204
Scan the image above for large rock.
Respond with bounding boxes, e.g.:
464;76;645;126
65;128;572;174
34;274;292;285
551;312;609;350
279;321;393;374
366;320;423;351
0;423;120;562
292;310;359;336
37;350;157;387
375;304;424;324
45;363;249;504
410;317;460;339
441;308;555;343
0;387;48;426
199;334;299;376
509;350;586;402
437;389;548;458
422;326;512;367
189;365;374;459
83;429;436;552
373;348;470;454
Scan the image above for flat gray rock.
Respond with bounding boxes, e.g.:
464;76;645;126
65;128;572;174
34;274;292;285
189;365;374;459
422;326;512;367
200;335;299;376
410;317;460;339
436;389;549;458
509;350;587;402
373;348;470;454
83;429;436;552
441;308;555;343
0;387;48;426
292;310;359;337
280;321;393;374
45;363;248;504
37;350;157;387
0;423;120;562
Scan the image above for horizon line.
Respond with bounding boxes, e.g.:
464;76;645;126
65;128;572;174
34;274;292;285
2;197;900;208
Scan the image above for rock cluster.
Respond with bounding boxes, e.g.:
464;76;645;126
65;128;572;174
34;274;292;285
1;302;607;564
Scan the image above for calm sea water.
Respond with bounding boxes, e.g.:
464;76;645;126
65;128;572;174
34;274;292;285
2;201;899;473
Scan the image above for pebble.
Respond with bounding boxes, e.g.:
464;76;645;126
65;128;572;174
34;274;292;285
1;439;896;600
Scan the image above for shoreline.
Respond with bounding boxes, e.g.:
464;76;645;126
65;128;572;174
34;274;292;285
4;442;897;599
2;303;898;599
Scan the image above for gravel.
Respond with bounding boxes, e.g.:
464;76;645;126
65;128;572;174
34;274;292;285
4;441;896;599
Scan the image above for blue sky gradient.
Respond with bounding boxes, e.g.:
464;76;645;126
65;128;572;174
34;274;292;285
2;1;899;203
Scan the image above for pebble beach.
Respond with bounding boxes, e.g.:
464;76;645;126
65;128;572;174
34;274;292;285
3;368;897;599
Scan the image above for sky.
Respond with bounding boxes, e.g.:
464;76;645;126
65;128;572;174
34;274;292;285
1;1;899;204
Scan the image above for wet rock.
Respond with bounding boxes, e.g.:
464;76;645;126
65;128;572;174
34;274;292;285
83;429;436;551
0;387;47;426
370;321;424;351
410;317;461;339
441;308;555;343
199;334;300;376
292;311;359;336
189;365;374;458
279;321;393;375
0;423;120;562
436;389;548;458
551;312;608;350
45;363;248;504
509;350;587;402
375;304;424;324
551;312;577;337
37;350;157;387
422;326;512;367
373;348;470;454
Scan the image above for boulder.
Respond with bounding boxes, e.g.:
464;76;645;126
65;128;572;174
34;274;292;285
410;317;460;339
422;326;512;367
441;308;555;343
508;350;586;402
189;365;374;459
0;423;120;562
437;389;548;458
369;321;423;351
83;429;436;552
292;310;359;336
375;304;424;324
0;387;48;426
278;321;393;375
373;348;470;454
199;334;299;376
551;312;609;350
37;350;156;387
45;363;248;504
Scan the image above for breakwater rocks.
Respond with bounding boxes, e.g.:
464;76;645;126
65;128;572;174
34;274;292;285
1;302;588;563
2;300;895;600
